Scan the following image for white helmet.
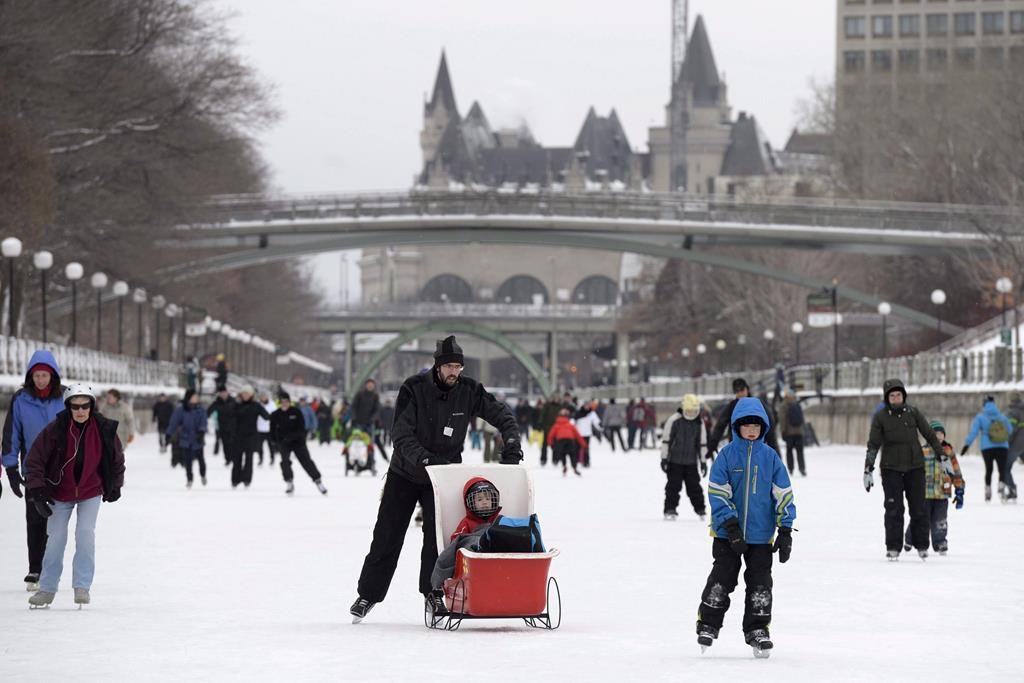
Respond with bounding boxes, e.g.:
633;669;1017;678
63;383;96;405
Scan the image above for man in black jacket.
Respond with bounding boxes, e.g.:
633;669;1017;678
207;386;238;474
864;378;947;560
350;335;522;622
707;378;780;457
270;392;326;495
151;394;174;454
234;385;271;489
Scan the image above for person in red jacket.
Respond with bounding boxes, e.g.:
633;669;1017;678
547;409;587;476
24;384;125;609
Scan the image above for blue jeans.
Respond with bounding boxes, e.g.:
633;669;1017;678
40;495;102;593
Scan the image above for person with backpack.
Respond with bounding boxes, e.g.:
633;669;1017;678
780;392;806;477
962;395;1015;502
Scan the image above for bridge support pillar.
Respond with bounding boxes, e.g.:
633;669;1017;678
615;333;629;385
548;330;559;392
344;329;353;396
478;342;491;386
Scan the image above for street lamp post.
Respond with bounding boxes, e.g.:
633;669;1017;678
715;339;727;373
165;304;178;361
763;329;775;366
791;322;804;364
90;272;108;350
112;281;129;354
65;262;84;345
996;277;1013;346
209;320;222;356
33;251;53;343
877;302;891;358
132;288;147;357
696;343;707;375
151;295;166;359
2;237;23;337
737;334;747;370
931;289;947;350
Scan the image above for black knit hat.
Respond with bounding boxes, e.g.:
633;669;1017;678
434;335;465;366
732;378;750;393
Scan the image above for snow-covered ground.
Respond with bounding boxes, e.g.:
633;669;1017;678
1;434;1021;682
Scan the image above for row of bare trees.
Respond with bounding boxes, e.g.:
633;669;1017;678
0;0;322;365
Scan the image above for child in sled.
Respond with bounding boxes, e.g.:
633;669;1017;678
430;478;502;592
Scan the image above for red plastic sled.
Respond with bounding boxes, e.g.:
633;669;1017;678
425;464;561;630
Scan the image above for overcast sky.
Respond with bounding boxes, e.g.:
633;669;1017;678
212;0;836;301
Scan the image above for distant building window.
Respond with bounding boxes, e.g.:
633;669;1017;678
1010;11;1024;33
899;14;921;36
872;50;894;71
982;12;1004;35
954;12;976;36
873;15;894;36
844;50;867;72
420;274;474;304
572;276;619;305
1011;46;1024;64
981;46;1004;67
496;275;549;304
845;16;867;38
898;49;921;71
926;48;948;70
926;13;948;36
954;47;976;69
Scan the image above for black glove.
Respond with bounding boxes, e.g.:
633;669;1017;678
660;459;668;473
699;459;708;477
954;487;964;510
722;518;747;555
773;527;793;563
960;445;969;456
705;448;716;462
863;467;874;493
499;445;523;464
29;489;54;518
104;488;121;503
6;467;25;498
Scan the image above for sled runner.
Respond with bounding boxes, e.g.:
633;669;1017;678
424;464;561;631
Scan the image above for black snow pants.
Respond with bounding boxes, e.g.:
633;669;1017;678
233;434;258;487
784;435;805;475
552;439;579;472
698;539;774;633
981;447;1010;489
882;467;928;552
357;471;437;602
665;463;705;515
25;496;48;574
181;447;207;483
279;439;322;483
904;497;949;551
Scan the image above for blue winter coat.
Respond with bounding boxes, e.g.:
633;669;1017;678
166;403;207;450
964;401;1012;451
707;397;796;544
2;350;65;473
300;405;317;431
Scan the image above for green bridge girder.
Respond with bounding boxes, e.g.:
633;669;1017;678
349;320;553;397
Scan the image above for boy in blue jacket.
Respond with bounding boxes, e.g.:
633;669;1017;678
696;398;796;658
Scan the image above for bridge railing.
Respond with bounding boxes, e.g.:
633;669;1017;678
579;346;1024;402
196;188;1022;235
317;303;624;319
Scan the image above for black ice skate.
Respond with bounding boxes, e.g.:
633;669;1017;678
664;510;678;521
918;549;928;561
745;628;773;658
696;622;719;653
350;597;376;623
24;573;39;592
425;590;448;615
886;549;900;561
985;485;992;502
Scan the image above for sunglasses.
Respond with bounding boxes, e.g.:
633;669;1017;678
68;402;92;411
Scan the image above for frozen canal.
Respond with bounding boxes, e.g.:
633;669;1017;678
1;432;1020;681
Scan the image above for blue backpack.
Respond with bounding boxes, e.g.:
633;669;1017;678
478;514;546;553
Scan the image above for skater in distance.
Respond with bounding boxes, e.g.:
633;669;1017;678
350;336;522;623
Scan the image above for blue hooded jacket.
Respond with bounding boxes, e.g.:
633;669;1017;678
707;397;796;544
2;350;65;473
964;400;1012;451
166;400;208;450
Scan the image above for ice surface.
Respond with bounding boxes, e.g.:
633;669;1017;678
1;434;1021;681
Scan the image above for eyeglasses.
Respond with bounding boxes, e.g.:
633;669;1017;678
440;363;464;372
68;402;91;411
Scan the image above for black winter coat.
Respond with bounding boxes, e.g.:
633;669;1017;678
207;396;238;437
867;404;942;472
152;400;174;430
270;407;306;445
350;390;380;429
235;399;271;439
390;371;521;484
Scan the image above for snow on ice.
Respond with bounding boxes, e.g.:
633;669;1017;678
1;433;1021;682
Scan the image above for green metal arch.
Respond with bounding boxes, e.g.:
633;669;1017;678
350;320;552;397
